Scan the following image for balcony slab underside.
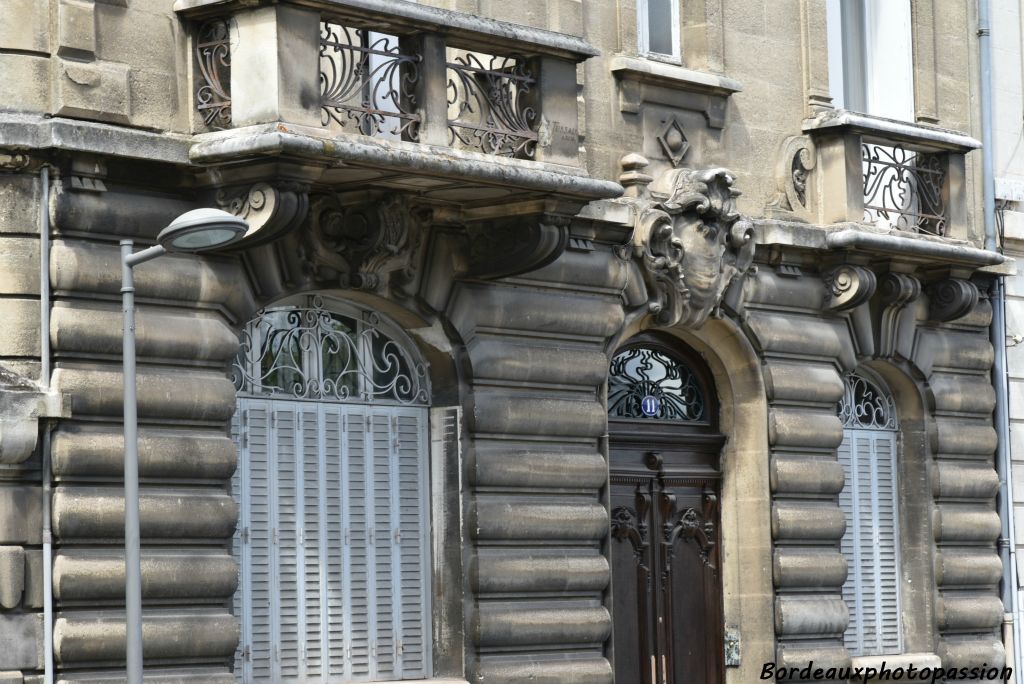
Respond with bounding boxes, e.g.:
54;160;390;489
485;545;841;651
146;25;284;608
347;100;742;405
190;123;624;205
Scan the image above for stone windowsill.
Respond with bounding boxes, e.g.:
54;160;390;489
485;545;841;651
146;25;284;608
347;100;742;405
850;653;942;681
803;109;980;153
609;55;743;97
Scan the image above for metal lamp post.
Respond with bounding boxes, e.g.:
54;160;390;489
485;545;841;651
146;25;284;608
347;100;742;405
121;209;248;684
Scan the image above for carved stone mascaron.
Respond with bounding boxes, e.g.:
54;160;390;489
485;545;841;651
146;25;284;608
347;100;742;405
620;156;756;329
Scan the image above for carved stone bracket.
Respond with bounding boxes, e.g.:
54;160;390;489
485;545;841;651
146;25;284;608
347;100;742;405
768;135;816;219
823;265;877;312
873;272;922;360
215;181;310;247
621;155;756;329
300;193;430;297
927;278;979;322
0;367;67;465
460;214;570;280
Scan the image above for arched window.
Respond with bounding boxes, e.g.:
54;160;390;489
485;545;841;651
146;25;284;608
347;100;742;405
837;370;901;656
608;345;707;422
230;295;431;683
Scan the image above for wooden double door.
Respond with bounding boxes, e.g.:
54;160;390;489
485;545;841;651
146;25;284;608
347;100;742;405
609;423;725;684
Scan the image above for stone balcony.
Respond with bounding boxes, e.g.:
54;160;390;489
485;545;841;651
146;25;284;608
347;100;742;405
173;0;621;215
778;110;982;244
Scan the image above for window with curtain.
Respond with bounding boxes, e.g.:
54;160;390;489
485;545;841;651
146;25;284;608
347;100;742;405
837;371;903;656
638;0;681;62
826;0;915;122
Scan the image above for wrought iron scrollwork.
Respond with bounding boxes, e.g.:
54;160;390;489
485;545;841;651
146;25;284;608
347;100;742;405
608;347;705;421
319;21;422;139
862;143;946;235
233;297;429;404
838;372;898;430
195;19;232;129
446;52;538;157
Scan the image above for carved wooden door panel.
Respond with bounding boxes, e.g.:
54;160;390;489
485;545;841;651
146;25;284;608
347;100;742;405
607;337;725;684
610;452;722;684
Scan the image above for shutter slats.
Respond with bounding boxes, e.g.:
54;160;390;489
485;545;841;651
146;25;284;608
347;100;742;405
232;400;432;683
839;425;902;656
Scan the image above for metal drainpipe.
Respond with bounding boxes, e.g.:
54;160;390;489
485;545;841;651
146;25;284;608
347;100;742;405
980;0;1023;677
39;165;54;684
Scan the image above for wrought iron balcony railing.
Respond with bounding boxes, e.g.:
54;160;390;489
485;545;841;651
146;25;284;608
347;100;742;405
181;0;593;167
862;142;946;236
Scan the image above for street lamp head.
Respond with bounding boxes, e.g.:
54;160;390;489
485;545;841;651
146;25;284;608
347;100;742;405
157;208;248;253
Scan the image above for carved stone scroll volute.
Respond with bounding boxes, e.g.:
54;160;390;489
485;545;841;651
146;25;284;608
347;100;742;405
215;181;310;246
768;135;816;219
823;264;877;312
926;278;979;322
623;157;756;329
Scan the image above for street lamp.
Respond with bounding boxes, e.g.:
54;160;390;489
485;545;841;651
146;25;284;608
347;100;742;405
121;209;248;684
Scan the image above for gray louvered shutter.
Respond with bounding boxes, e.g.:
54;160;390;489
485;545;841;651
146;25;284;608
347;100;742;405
395;408;430;678
230;406;244;677
347;409;372;679
839;428;902;656
296;404;323;678
321;405;346;677
273;405;301;678
242;399;273;681
370;411;397;679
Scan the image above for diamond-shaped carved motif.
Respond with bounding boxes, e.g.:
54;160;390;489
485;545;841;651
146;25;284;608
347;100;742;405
657;117;689;167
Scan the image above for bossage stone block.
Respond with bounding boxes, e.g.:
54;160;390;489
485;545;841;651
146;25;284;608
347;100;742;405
0;614;43;670
0;547;25;609
53;58;130;123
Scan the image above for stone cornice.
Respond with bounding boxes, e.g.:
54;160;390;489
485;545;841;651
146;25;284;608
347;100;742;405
173;0;599;61
803;110;980;153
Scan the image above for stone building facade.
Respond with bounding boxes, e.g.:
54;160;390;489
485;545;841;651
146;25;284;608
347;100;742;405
0;0;1011;683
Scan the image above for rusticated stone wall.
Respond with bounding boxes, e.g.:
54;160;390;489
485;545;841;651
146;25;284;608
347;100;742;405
738;258;1005;676
740;266;852;670
44;171;252;682
446;246;632;684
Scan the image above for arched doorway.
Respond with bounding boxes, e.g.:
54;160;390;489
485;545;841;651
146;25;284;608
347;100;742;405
229;295;432;683
608;335;725;684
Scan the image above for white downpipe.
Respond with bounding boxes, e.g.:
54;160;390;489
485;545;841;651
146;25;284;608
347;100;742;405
39;165;54;684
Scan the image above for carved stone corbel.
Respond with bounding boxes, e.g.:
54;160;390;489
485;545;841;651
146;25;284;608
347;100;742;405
627;163;756;329
927;278;979;322
300;193;430;297
823;265;877;312
873;272;922;359
768;135;816;219
216;181;310;246
460;214;570;280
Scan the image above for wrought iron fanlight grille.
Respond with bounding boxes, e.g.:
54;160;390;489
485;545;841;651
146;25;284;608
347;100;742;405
608;347;706;421
838;372;897;430
232;296;429;405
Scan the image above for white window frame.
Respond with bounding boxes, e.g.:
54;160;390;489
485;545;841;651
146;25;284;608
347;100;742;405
637;0;681;63
826;0;915;122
